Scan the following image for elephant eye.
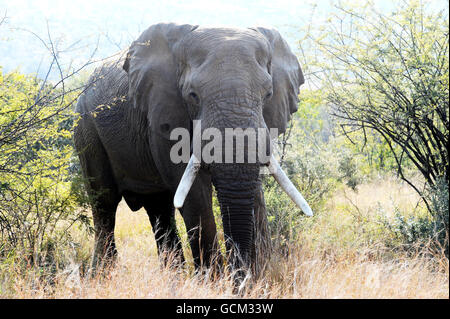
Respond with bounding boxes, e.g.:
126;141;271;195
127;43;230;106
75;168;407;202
188;92;200;105
264;91;273;101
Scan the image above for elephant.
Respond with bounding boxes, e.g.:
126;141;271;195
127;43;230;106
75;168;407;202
74;23;312;286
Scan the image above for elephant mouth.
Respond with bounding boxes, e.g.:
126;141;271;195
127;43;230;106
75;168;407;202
173;153;313;217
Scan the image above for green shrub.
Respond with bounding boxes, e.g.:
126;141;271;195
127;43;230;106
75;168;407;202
264;91;343;250
381;178;448;255
0;68;92;270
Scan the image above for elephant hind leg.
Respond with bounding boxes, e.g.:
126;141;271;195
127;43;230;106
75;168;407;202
91;200;119;271
75;125;121;272
144;191;184;266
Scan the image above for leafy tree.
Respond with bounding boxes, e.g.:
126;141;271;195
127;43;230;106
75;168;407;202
303;0;448;214
0;67;92;265
0;16;108;268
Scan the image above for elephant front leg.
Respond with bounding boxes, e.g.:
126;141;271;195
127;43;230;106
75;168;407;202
251;185;271;279
179;172;220;272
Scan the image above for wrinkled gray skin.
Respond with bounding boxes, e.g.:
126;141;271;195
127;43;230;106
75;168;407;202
74;23;304;283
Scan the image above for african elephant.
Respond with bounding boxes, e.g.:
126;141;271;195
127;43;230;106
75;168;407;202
74;23;312;285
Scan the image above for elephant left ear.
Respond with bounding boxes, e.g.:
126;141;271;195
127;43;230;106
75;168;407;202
252;27;304;135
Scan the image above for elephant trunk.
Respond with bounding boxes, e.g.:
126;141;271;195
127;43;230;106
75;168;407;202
210;163;260;272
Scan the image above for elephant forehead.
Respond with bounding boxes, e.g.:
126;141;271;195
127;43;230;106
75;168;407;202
194;27;259;40
180;27;270;58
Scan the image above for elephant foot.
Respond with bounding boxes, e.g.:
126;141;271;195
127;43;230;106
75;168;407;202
89;236;118;278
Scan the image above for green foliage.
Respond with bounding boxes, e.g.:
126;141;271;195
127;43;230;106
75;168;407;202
416;177;449;254
428;177;449;244
0;67;92;267
381;178;448;255
264;90;350;248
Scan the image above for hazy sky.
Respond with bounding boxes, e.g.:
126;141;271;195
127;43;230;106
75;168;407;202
0;0;447;78
0;0;323;76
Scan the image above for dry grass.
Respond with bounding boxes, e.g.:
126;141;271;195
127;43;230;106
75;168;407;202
1;177;448;299
333;176;423;218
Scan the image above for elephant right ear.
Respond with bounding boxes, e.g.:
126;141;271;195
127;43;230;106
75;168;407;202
123;23;197;138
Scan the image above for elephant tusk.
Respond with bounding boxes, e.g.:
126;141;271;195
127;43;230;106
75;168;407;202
268;155;314;216
173;154;201;209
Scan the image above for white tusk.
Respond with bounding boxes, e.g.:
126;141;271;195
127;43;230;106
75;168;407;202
173;154;201;209
268;155;314;216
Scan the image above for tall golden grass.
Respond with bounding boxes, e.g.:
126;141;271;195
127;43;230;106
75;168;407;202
1;177;448;298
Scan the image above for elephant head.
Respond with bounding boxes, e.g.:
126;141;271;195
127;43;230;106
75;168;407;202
123;23;312;274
